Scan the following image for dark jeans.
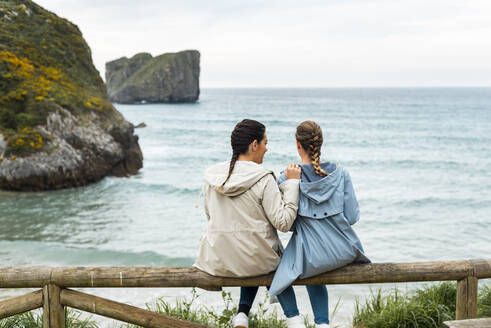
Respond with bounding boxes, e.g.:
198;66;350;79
239;285;329;324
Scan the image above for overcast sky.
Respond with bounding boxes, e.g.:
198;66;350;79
36;0;491;87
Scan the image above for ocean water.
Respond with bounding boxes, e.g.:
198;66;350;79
1;88;490;326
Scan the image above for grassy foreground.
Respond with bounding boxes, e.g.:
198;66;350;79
1;283;490;328
353;282;491;328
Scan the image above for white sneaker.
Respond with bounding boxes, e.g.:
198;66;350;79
317;324;330;328
232;312;248;328
286;315;306;328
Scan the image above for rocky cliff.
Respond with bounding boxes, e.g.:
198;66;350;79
106;50;200;104
0;0;143;191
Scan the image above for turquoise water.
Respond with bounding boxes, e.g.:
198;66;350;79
1;88;490;325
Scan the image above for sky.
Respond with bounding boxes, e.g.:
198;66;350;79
35;0;491;87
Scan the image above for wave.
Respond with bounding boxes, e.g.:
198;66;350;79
80;178;201;197
339;158;476;170
129;181;201;195
0;240;194;267
390;196;491;208
263;157;477;172
359;195;491;211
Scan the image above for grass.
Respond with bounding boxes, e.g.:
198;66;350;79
0;308;98;328
0;283;489;327
478;284;491;317
121;288;317;328
353;282;491;328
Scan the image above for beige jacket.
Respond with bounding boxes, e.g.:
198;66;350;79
194;161;300;277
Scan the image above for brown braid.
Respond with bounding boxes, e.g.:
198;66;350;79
296;120;328;177
219;119;266;190
219;151;239;191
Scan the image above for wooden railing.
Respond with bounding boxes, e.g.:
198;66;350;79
0;259;490;327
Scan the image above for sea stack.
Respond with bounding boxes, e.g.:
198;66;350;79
105;50;200;104
0;0;143;191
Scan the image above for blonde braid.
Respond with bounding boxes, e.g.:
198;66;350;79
308;136;328;177
296;121;328;177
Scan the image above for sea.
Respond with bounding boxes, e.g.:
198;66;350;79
1;88;490;327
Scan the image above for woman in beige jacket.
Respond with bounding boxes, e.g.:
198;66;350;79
194;119;307;328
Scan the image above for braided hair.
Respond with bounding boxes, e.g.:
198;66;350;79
295;120;328;177
219;119;266;190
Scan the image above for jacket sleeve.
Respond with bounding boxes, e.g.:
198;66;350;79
277;171;287;185
343;169;360;225
261;174;299;232
203;184;211;221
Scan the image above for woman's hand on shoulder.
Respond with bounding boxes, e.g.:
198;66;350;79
285;163;301;180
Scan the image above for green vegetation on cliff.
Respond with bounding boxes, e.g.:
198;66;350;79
106;50;200;104
0;0;113;156
124;52;184;86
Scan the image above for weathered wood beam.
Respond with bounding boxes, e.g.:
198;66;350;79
60;288;207;328
442;318;491;328
456;276;478;320
43;284;65;328
470;259;491;279
0;259;489;289
0;289;43;319
0;267;52;288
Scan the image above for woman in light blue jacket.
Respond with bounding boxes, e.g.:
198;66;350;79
269;120;370;327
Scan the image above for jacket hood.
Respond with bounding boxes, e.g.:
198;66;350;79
205;161;272;196
300;166;343;205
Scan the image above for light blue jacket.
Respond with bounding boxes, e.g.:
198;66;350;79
269;163;370;296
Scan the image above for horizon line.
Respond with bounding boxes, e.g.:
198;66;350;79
200;85;491;89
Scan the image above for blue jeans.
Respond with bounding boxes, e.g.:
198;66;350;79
306;285;329;324
240;286;299;318
239;285;329;324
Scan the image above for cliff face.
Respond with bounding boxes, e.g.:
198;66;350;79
0;0;143;191
105;50;200;104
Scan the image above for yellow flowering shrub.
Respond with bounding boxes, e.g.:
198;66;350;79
0;51;34;78
84;97;108;111
0;0;118;157
0;50;113;123
4;127;44;156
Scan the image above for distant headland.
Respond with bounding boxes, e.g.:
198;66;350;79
105;50;200;104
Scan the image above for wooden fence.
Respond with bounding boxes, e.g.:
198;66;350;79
0;258;490;327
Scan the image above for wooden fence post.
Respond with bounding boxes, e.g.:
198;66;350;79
43;284;65;328
456;276;478;320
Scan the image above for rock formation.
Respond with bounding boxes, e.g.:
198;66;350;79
106;50;200;104
0;0;143;191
